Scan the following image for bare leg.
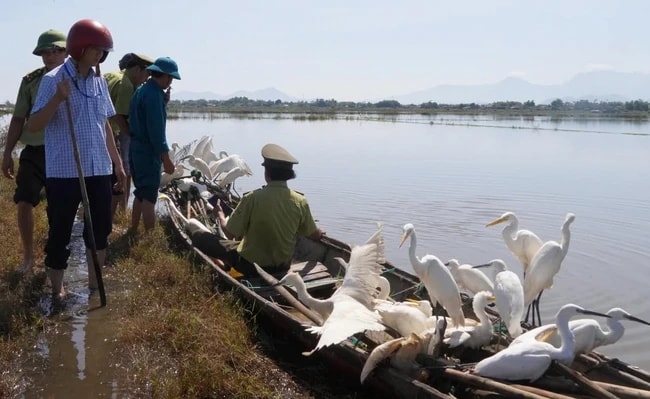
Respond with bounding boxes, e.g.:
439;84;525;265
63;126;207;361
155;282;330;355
131;197;142;232
111;194;121;218
120;177;131;213
524;303;533;324
141;199;156;231
17;201;35;272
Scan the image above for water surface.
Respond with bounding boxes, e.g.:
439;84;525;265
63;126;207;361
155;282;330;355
168;113;650;368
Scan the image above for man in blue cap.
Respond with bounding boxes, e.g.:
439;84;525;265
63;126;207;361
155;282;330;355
128;56;181;232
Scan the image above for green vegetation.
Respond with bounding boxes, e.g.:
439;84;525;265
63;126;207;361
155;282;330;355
0;156;49;398
167;97;650;118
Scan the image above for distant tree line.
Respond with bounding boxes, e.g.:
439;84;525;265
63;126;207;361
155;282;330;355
2;97;649;116
166;97;650;116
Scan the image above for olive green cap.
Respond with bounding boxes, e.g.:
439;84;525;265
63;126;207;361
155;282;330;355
33;29;67;56
261;143;298;169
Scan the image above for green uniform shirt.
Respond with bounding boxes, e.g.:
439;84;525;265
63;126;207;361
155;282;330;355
226;181;318;267
14;67;46;146
104;70;134;135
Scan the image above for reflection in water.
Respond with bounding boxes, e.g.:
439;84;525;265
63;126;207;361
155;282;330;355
25;221;124;398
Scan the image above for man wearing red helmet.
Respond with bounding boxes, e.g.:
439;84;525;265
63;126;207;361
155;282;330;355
1;29;67;274
27;19;125;299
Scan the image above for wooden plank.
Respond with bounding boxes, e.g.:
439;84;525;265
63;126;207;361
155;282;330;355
552;362;619;399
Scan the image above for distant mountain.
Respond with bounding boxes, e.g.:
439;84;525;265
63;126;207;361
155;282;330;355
173;87;296;102
393;71;650;105
172;72;650;105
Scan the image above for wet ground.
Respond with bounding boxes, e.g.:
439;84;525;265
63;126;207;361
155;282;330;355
23;220;128;398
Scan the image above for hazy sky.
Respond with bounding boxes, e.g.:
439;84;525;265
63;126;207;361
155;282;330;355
1;0;649;102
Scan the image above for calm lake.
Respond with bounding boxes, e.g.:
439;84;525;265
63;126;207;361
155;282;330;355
168;113;650;368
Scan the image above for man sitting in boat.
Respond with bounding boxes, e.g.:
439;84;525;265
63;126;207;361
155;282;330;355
192;143;325;277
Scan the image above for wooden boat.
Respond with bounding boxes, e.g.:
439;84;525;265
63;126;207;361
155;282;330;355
159;174;650;399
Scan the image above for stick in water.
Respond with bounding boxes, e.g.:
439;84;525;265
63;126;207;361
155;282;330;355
64;99;106;306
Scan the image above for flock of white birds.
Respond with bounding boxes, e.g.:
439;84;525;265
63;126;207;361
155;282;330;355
157;138;649;383
275;214;650;383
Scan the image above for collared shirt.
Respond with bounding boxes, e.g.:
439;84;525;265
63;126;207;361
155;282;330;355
104;70;134;135
226;181;318;267
32;58;116;178
128;78;169;155
13;67;47;146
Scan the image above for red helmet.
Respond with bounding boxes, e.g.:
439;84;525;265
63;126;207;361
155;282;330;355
66;19;113;62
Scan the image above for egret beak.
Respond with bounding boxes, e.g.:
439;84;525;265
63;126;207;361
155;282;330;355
399;232;410;248
472;263;491;269
486;216;507;227
577;309;612;319
488;295;496;302
624;314;650;326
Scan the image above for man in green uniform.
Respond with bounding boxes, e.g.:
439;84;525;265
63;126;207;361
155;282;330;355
1;29;67;273
201;143;325;276
104;53;154;217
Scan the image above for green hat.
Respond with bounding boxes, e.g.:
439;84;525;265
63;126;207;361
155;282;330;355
261;143;298;169
33;29;67;56
147;57;181;79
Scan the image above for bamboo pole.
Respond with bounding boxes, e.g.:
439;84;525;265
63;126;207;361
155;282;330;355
595;381;650;399
510;384;579;399
442;368;548;399
576;354;650;391
410;379;455;399
552;362;619;399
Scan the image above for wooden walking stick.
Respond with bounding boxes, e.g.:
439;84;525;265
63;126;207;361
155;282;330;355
64;99;107;306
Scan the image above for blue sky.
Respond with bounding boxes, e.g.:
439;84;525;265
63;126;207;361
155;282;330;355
1;0;649;102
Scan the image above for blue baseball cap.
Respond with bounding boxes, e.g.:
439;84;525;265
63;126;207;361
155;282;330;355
147;56;181;80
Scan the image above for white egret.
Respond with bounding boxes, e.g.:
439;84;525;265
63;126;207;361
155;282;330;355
524;213;576;325
446;259;494;296
209;153;254;178
182;154;213;180
400;224;465;327
374;300;430;337
474;259;524;338
159;163;187;187
486;212;543;276
360;318;446;383
158;193;212;235
215;166;249;189
474;304;611;381
279;224;386;352
512;307;650;356
192;135;213;162
443;291;495;349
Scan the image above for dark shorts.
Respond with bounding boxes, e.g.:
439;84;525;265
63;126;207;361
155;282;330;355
130;153;162;204
44;176;113;270
13;145;46;206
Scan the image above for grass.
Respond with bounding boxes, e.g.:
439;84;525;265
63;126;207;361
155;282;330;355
0;125;361;398
110;223;361;398
0;157;49;398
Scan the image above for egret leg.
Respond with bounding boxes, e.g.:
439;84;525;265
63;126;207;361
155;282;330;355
524;302;533;324
533;290;544;326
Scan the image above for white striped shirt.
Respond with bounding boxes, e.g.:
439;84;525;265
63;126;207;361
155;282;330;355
32;58;116;178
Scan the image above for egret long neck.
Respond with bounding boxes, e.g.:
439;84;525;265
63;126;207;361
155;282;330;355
502;218;518;245
407;232;423;275
560;221;572;257
556;312;576;360
292;278;331;317
473;297;490;327
601;319;625;346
